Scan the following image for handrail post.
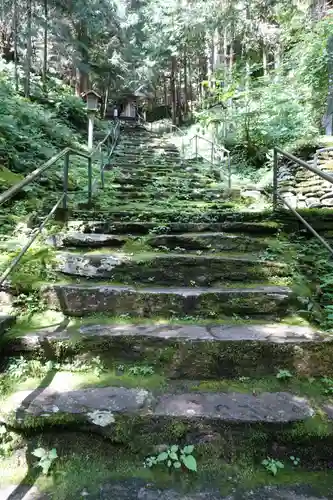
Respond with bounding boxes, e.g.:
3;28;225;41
273;148;278;211
195;135;198;159
211;143;214;165
63;151;70;210
88;156;93;206
228;153;231;189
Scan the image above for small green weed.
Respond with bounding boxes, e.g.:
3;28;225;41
128;365;155;376
32;447;58;475
261;457;284;476
276;369;293;380
321;377;333;395
290;455;300;466
144;444;197;472
0;424;15;457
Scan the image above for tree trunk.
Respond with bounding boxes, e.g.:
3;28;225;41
206;34;213;88
183;49;188;116
263;44;268;76
13;0;19;92
171;56;177;125
76;21;89;95
323;34;333;135
43;0;48;92
163;77;168;116
177;61;182;124
24;0;32;98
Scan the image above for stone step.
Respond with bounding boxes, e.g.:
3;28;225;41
67;221;281;236
5;482;322;500
69;209;244;224
1;384;329;462
106;191;225;202
9;322;332;378
114;150;180;157
48;231;271;253
42;284;291;318
147;232;271;252
55;252;289;285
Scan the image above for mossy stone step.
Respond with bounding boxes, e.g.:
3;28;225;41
48;231;271;253
55;252;289;285
147;232;271;252
1;480;330;500
42;284;291;318
69;209;244;224
2;385;330;462
67;221;281;236
9;322;333;378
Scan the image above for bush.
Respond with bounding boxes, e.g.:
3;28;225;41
55;94;88;130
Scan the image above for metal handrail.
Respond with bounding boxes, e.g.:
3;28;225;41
273;146;333;256
0;121;120;207
188;134;231;188
0;121;120;287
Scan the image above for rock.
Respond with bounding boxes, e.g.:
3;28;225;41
241;190;262;200
0;314;15;335
154;391;313;422
47;232;128;249
1;387;315;431
8;322;333;379
320;192;333;201
305;197;321;207
69;481;330;500
280;193;297;209
1;386;151;424
321;198;333;207
42;284;292;317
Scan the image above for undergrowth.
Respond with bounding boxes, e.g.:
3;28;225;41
262;235;333;331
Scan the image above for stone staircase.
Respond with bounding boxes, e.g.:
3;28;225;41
1;124;333;499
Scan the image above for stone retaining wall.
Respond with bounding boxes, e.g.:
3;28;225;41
277;148;333;209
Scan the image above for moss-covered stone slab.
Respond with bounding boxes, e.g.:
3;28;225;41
55;252;289;285
42;284;292;318
47;232;128;249
3;385;329;460
67;221;281;236
147;232;271;252
8;322;332;378
0;386;313;427
86;482;330;500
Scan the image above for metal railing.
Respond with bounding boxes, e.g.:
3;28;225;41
0;121;120;286
273;146;333;255
144;120;231;188
188;134;231;188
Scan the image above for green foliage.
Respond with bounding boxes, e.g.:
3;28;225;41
321;377;333;395
0;75;82;178
55;95;88;131
0;356;105;397
276;369;293;380
0;424;15;457
262;236;333;331
144;444;197;472
2;246;56;292
261;457;284;476
290;455;300;466
32;447;58;475
128;365;155;376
